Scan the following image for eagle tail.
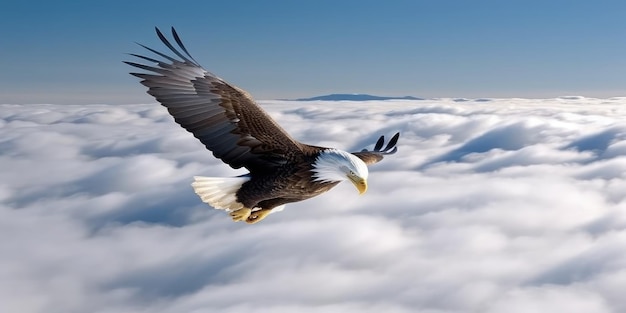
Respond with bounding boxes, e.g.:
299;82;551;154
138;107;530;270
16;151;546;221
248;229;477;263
191;176;249;212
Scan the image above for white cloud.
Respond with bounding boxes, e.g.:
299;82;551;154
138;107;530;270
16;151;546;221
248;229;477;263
1;97;626;312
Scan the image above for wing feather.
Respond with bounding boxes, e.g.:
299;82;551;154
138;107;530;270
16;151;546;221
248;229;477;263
127;27;306;172
352;132;400;165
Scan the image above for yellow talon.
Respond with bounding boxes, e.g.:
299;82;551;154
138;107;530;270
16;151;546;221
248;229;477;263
245;209;272;224
229;208;251;222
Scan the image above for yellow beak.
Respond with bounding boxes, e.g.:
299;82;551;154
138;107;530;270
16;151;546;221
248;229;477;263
349;176;368;195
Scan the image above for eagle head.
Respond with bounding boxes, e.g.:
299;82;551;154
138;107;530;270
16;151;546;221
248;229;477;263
312;149;369;194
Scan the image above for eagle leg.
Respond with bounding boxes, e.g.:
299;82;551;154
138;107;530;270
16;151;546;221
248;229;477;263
230;208;252;222
245;208;272;224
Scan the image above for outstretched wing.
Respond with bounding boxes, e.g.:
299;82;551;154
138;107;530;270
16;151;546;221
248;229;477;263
352;132;400;165
125;27;304;173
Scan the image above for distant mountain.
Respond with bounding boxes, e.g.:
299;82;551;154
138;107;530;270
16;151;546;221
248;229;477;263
293;94;423;101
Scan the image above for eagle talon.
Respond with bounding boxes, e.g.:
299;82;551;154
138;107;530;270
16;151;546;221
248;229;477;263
230;208;251;222
245;209;272;224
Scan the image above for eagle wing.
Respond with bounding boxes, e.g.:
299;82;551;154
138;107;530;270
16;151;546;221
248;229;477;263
126;27;304;173
352;132;400;165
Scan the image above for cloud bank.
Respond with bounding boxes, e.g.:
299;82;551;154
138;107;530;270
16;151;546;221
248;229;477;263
1;97;626;313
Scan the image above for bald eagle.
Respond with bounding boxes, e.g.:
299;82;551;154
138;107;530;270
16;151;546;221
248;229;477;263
126;27;400;224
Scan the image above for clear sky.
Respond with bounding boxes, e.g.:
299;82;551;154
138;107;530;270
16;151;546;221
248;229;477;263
2;0;626;104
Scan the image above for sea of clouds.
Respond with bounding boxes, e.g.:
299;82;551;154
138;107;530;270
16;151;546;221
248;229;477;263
2;97;626;313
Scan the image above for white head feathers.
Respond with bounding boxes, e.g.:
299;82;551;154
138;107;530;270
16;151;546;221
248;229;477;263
312;149;369;183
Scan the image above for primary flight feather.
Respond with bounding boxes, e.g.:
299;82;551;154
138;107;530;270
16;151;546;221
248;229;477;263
126;27;400;224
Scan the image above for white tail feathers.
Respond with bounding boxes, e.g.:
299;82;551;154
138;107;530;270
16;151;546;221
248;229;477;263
191;176;250;212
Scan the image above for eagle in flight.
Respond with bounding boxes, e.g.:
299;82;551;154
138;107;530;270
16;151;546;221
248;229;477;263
126;27;400;224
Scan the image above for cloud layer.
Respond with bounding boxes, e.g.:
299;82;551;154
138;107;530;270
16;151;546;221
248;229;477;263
2;97;626;313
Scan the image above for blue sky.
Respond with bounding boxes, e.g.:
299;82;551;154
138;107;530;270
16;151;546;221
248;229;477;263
2;0;626;104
